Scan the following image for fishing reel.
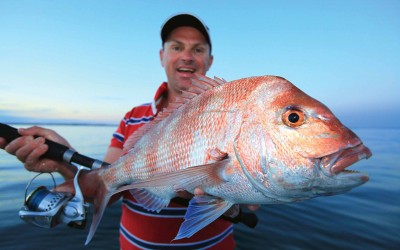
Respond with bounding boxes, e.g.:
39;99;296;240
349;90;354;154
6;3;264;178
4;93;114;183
18;166;90;229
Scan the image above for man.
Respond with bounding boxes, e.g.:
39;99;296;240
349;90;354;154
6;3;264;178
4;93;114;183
0;14;245;249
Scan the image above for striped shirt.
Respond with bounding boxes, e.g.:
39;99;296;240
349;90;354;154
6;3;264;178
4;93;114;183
109;82;235;250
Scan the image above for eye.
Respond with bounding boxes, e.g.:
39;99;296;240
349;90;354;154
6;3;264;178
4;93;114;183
172;46;181;52
194;47;205;54
282;108;305;127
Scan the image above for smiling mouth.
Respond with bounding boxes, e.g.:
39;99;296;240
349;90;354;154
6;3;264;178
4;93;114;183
319;143;372;178
177;67;195;73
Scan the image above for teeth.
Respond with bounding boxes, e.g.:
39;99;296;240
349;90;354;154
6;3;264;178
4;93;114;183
178;68;195;73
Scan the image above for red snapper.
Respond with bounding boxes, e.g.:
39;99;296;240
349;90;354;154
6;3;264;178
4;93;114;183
67;75;371;244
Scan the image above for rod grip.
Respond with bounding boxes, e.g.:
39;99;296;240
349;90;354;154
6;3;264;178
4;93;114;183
0;123;23;143
0;123;109;168
0;123;69;162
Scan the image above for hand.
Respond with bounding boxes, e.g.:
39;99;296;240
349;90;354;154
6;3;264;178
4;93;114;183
176;189;195;200
3;126;75;178
174;186;260;217
0;137;7;149
245;204;260;211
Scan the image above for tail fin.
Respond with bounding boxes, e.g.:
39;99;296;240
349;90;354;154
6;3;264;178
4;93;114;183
84;174;113;245
56;170;113;245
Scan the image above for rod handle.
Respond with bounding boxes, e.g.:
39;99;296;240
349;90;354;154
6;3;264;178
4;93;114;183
0;123;109;169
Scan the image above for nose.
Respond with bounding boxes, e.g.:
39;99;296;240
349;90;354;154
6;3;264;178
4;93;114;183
180;49;194;63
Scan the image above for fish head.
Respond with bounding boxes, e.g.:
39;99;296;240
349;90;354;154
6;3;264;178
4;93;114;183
233;76;371;203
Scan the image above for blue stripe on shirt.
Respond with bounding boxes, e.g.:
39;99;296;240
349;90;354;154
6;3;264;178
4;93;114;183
120;222;233;250
125;116;154;125
112;132;124;143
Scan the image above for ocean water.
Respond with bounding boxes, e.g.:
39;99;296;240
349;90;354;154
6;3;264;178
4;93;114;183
0;124;399;250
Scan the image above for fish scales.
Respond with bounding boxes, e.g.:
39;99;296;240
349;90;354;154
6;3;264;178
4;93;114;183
109;77;260;186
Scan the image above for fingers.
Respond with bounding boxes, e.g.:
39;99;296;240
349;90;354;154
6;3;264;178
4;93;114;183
18;126;52;137
177;187;260;213
0;137;7;149
176;190;194;199
5;136;47;163
246;204;260;211
5;135;52;173
175;187;204;199
194;187;205;195
3;126;68;174
18;126;71;147
24;144;49;170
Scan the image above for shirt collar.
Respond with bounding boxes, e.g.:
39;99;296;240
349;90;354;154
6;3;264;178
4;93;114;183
151;82;168;115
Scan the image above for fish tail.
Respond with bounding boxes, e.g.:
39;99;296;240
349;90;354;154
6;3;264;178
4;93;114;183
83;171;113;245
54;169;113;245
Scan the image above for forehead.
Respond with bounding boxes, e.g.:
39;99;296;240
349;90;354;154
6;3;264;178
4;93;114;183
165;26;207;45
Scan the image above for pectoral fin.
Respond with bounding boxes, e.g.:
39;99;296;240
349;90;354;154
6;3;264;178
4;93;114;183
113;158;232;212
175;195;234;240
129;189;171;212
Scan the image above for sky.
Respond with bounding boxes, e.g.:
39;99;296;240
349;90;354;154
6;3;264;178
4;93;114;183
0;0;399;128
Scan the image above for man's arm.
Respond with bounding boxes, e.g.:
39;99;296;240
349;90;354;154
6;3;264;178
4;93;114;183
104;146;123;164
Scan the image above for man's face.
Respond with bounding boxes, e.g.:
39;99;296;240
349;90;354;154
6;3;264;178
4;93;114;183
160;26;213;96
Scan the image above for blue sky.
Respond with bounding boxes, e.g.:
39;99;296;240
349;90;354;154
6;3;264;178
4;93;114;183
0;0;399;128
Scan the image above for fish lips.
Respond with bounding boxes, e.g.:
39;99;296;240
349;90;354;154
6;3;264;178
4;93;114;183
320;143;371;182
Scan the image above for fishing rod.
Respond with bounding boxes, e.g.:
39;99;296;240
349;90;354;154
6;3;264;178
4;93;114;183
0;123;258;229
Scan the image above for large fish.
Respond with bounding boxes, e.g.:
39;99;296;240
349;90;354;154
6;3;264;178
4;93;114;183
71;75;371;244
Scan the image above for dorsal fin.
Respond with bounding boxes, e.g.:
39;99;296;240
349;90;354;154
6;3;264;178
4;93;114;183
122;74;227;154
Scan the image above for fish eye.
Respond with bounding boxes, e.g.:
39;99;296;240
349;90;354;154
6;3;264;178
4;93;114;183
282;108;305;127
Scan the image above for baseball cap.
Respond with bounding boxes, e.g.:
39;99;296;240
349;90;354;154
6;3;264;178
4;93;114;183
161;13;212;52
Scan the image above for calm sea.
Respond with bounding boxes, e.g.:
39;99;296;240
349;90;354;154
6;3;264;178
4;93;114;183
0;124;398;250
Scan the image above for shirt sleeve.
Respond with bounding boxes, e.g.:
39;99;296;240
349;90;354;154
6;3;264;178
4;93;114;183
109;112;129;149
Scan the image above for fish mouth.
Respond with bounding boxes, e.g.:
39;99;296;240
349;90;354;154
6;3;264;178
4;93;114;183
320;143;372;180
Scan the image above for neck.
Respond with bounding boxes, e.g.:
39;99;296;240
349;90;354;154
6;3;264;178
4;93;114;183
162;89;180;110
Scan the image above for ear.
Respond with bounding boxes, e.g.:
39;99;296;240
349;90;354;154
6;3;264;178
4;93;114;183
159;49;165;67
206;54;214;72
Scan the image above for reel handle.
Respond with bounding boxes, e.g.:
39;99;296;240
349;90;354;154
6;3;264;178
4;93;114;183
0;123;109;169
